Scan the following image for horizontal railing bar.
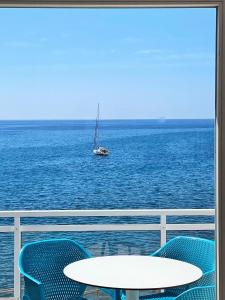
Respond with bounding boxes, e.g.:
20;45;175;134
0;288;14;293
166;224;215;230
20;224;161;232
0;224;215;233
16;223;215;232
0;209;215;218
0;226;15;233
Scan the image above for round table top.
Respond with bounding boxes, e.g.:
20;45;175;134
64;255;202;290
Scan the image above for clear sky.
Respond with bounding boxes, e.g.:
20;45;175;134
0;8;216;120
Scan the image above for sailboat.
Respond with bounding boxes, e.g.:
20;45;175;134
93;104;109;156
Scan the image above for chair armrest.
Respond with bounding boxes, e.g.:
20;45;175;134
23;276;43;300
189;270;215;288
19;252;44;300
23;275;44;300
175;286;215;300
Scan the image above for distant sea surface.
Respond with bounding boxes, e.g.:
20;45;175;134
0;119;215;210
0;119;215;294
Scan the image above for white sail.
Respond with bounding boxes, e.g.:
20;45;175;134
93;103;100;150
93;103;109;156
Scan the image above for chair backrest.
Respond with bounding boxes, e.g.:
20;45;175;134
152;236;215;273
19;239;90;300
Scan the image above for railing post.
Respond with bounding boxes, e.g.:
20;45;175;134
14;217;21;300
160;214;167;246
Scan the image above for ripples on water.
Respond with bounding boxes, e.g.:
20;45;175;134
0;119;215;294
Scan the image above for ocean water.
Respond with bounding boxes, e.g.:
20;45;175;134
0;119;214;210
0;119;215;294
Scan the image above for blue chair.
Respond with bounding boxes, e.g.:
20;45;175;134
151;236;215;297
19;239;91;300
120;236;215;300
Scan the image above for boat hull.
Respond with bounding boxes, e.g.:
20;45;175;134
93;147;109;156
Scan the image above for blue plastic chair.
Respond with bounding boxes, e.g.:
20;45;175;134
19;239;91;300
151;236;215;297
120;236;215;300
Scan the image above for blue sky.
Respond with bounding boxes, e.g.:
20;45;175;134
0;8;216;119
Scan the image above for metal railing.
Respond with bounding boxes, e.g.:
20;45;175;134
0;209;215;300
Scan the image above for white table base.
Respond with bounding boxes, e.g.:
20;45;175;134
126;290;139;300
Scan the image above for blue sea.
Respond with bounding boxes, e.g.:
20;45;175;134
0;119;214;210
0;119;215;294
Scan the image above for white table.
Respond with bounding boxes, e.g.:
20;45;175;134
64;255;202;300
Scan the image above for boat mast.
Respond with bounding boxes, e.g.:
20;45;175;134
93;103;100;149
